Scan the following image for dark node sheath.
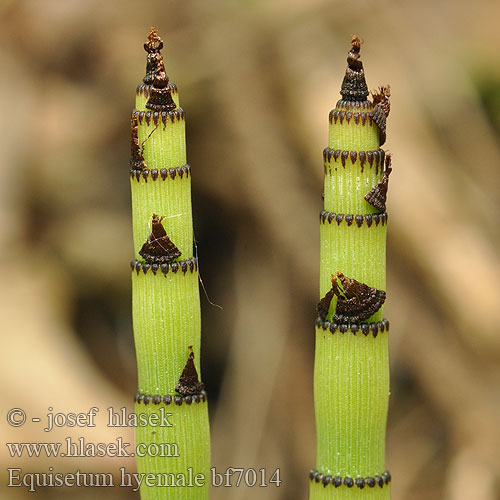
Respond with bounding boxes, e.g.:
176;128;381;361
317;287;336;321
139;213;181;264
365;154;392;211
332;271;386;323
130;113;145;170
308;469;390;488
371;85;391;145
143;52;162;86
175;345;205;396
146;58;177;112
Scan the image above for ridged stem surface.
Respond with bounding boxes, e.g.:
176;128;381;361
130;40;210;500
310;43;391;499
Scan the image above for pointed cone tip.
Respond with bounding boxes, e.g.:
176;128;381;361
145;27;163;53
340;35;369;101
142;30;164;85
350;35;361;51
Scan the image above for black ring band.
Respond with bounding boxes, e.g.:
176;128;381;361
309;468;391;488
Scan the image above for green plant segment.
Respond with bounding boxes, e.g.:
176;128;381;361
310;37;392;499
130;29;210;500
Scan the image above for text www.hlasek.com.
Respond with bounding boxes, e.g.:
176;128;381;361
6;437;159;458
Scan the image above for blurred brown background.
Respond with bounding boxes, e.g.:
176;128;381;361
1;0;499;499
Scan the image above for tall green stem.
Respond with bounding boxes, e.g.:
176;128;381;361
309;37;392;500
130;29;210;500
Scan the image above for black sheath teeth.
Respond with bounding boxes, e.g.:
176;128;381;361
309;469;391;488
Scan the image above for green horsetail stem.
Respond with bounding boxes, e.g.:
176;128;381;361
309;37;392;500
130;29;210;500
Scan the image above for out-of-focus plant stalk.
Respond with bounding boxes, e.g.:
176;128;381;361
129;28;210;500
309;36;392;500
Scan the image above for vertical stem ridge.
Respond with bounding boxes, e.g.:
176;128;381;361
310;36;391;499
328;120;379;151
132;269;201;394
131;175;194;261
137;116;187;168
130;29;210;500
